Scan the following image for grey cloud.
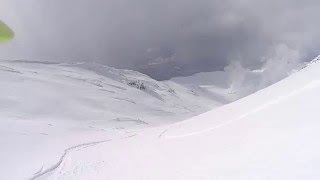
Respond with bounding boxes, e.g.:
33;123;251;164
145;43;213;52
0;0;319;80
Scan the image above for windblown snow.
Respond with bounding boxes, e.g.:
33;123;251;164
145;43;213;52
1;56;320;179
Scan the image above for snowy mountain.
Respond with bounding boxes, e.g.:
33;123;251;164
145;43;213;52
0;60;223;124
2;56;320;179
26;55;320;180
0;59;224;179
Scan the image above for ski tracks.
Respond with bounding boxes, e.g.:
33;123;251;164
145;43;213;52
30;139;111;180
161;80;320;139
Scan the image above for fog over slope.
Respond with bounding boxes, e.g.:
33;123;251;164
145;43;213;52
0;0;319;80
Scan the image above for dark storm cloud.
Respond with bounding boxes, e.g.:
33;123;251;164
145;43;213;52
0;0;319;79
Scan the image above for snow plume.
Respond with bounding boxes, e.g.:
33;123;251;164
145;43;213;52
259;44;303;88
224;44;305;99
224;61;247;94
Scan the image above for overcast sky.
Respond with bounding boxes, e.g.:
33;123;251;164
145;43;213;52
0;0;319;79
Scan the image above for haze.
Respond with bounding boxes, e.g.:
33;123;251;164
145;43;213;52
0;0;319;79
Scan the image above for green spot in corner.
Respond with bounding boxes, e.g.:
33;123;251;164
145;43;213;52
0;21;14;43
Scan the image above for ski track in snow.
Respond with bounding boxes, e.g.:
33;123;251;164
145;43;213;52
162;80;320;139
32;81;320;180
30;139;111;180
0;60;225;179
44;77;319;178
3;59;319;179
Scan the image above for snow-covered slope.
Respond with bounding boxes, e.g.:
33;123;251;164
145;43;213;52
0;60;223;179
35;56;320;179
1;60;221;124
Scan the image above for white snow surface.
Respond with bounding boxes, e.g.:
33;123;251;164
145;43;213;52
0;60;222;179
2;56;320;179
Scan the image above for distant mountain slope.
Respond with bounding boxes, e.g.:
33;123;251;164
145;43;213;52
0;60;222;125
37;55;320;180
